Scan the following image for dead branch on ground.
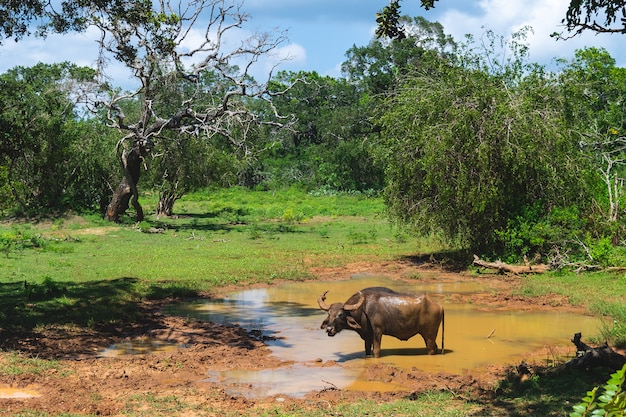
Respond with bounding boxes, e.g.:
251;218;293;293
472;255;549;275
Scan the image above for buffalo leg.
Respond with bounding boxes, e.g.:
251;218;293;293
364;339;373;356
422;334;438;355
372;330;383;358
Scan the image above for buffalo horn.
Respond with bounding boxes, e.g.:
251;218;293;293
344;291;364;311
317;290;331;311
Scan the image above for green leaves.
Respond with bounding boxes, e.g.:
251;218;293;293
570;364;626;417
0;62;117;214
377;28;590;255
564;0;626;35
374;0;440;39
375;1;405;39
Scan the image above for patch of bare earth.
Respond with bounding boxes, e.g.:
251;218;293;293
0;261;594;415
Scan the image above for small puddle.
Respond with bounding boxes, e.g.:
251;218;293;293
0;385;41;399
206;364;365;398
99;338;182;358
167;274;603;398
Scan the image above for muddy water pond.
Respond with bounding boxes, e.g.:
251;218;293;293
165;275;602;398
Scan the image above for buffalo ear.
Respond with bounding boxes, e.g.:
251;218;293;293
321;318;329;329
346;316;361;330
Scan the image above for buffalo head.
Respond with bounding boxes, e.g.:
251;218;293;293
318;290;364;336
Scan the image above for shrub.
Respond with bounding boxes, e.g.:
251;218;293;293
570;364;626;417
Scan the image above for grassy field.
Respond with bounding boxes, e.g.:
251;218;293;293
1;187;625;416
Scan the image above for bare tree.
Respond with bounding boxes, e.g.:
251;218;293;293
91;0;290;221
578;127;626;224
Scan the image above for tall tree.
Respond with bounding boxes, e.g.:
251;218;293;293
376;30;590;255
0;62;114;215
559;47;626;226
265;70;382;192
89;0;289;221
344;16;457;95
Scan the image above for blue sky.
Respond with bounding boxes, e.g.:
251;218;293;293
0;0;624;88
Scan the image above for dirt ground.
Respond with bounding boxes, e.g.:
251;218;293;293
0;261;598;415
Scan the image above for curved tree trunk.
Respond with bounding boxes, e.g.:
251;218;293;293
105;142;146;222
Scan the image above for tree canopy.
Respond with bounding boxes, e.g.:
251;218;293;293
0;62;116;214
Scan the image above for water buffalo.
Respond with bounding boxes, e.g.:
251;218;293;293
318;287;444;358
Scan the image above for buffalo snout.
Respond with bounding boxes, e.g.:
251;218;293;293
325;326;338;337
320;317;338;336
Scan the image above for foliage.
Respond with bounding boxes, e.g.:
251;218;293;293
570;364;626;417
264;71;382;192
563;0;626;35
377;29;590;255
375;0;405;39
0;0;157;43
495;205;586;262
558;47;626;229
375;1;440;39
0;226;47;257
0;63;116;215
344;16;457;95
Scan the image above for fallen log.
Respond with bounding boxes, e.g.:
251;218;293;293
472;255;550;275
564;332;626;371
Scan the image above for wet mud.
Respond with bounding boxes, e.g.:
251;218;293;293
0;261;609;415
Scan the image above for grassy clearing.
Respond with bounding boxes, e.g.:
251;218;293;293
0;187;418;334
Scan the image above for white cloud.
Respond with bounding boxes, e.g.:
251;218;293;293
437;0;626;67
271;43;306;65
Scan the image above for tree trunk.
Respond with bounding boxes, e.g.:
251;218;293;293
105;143;145;222
563;333;626;371
156;190;181;217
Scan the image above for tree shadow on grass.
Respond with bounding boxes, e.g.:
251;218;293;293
468;366;612;417
400;249;472;272
0;277;199;358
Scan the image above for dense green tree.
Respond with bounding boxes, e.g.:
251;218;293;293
344;16;457;95
376;31;590;255
559;47;626;134
264;70;381;192
0;62;116;215
0;0;153;43
559;47;626;226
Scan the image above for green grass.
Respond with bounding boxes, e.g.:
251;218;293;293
0;352;66;376
0;188;415;333
116;391;483;417
1;187;626;417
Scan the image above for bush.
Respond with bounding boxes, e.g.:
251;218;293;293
495;205;585;262
570;364;626;417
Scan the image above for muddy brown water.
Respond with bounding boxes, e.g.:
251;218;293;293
161;274;602;398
